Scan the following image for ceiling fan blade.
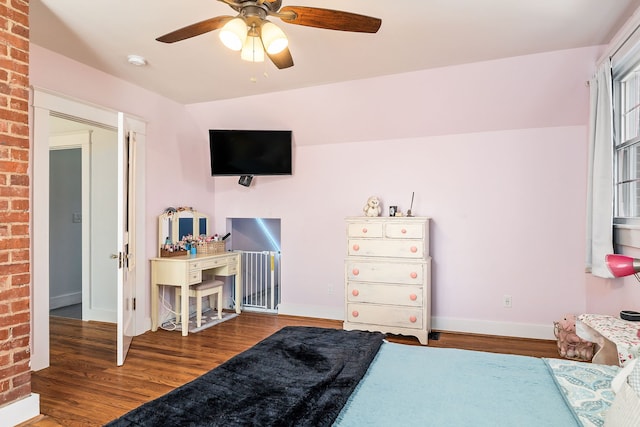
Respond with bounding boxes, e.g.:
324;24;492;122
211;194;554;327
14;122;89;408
156;16;233;43
266;46;294;69
279;6;381;33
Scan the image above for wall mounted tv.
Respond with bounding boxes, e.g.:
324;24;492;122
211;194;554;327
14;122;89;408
209;129;293;176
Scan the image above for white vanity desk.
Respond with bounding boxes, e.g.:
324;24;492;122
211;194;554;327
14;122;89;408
150;252;241;336
150;208;241;336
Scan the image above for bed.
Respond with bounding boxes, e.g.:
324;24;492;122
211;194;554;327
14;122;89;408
104;326;638;427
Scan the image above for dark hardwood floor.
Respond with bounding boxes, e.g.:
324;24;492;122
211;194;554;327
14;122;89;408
23;312;561;426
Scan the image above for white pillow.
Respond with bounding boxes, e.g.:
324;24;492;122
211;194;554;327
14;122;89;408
605;359;640;427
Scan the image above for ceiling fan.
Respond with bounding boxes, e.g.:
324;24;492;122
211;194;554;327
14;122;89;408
156;0;382;69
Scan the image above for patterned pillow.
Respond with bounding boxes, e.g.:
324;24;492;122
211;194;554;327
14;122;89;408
544;358;619;427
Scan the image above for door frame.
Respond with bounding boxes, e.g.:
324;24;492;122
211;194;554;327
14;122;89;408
31;88;147;370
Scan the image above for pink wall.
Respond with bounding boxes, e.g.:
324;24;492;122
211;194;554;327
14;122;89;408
31;41;626;339
187;46;602;338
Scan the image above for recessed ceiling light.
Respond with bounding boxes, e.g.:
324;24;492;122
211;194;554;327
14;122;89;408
127;54;147;66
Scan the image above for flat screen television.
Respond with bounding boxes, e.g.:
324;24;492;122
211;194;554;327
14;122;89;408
209;129;293;176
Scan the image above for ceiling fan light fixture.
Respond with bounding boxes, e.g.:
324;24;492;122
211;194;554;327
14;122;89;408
219;17;247;51
241;35;265;62
261;21;288;54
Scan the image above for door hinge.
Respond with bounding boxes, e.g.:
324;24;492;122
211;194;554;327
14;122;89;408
133;297;136;310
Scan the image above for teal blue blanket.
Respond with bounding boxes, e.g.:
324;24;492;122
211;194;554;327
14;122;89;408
335;343;582;426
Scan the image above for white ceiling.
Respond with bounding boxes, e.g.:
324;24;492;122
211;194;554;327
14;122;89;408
30;0;640;104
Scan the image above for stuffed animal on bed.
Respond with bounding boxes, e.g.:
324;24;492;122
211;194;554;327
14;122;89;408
363;196;382;217
554;314;594;361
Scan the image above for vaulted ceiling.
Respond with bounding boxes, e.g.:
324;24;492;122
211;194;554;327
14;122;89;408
30;0;640;104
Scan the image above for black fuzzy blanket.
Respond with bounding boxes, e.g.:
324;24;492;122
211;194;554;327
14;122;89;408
104;326;384;427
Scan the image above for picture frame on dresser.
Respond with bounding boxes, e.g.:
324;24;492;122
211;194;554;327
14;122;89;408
344;216;432;345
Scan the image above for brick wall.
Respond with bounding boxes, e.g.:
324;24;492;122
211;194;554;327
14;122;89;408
0;0;31;408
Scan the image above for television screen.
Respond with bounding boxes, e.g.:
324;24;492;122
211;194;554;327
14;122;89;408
209;130;293;176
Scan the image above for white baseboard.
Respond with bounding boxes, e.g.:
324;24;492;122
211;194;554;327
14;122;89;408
150;299;557;341
277;303;343;321
0;393;40;427
276;304;555;340
84;307;116;323
432;316;556;341
49;291;81;310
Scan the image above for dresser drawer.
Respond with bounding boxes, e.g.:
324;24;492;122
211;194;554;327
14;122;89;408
347;303;424;329
385;222;424;239
347;222;383;238
348;239;424;258
347;282;423;306
188;270;202;284
213;262;238;276
190;257;226;271
346;260;424;284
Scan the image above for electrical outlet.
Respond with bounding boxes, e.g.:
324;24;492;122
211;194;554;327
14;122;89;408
503;295;512;308
327;284;334;295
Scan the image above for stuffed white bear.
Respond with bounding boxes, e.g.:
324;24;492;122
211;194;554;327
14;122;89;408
363;196;382;217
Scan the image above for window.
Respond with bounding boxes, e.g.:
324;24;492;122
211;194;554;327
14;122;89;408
614;49;640;226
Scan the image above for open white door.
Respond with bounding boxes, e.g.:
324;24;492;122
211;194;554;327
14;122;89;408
116;113;140;366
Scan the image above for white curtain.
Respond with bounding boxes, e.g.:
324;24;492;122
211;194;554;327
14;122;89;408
586;59;614;278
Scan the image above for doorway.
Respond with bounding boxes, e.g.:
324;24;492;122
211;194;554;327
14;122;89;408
31;89;147;370
228;218;282;312
47;118;120;323
49;147;82;319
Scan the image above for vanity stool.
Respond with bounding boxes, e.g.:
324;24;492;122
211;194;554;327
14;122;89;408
176;279;224;328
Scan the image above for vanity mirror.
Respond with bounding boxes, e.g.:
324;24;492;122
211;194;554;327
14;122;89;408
158;207;209;256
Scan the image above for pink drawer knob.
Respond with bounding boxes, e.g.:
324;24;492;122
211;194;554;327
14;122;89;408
362;227;368;233
352;289;359;297
409;294;417;301
410;272;418;279
410;246;418;253
352;310;359;318
401;228;407;234
409;315;417;323
353;244;360;251
352;268;360;276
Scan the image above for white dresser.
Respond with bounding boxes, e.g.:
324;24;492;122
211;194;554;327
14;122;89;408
344;216;431;345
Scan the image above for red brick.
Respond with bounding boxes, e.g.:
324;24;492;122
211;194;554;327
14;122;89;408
10;148;28;161
0;185;27;197
0;284;29;300
0;311;29;328
10;323;29;338
11;224;28;235
10;273;30;286
1;0;31;407
0;262;28;275
0;211;28;223
10;122;28;136
10;298;28;312
0;134;29;148
10;199;27;210
9;97;26;111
